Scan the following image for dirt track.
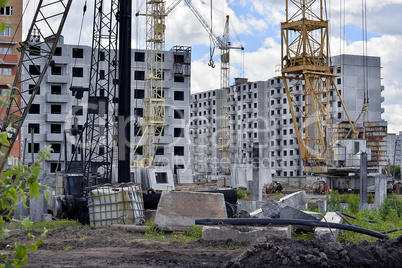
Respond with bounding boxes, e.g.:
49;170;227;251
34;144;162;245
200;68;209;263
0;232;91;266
0;225;401;267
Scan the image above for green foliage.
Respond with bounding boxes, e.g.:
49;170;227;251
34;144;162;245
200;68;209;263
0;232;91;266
63;246;73;252
389;165;400;178
272;192;285;201
183;224;203;239
0;146;52;267
245;190;252;196
237;189;246;200
145;219;164;238
379;193;402;222
326;190;341;212
340;193;360;214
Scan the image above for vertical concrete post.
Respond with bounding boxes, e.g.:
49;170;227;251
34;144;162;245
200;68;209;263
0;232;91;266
360;152;368;211
30;192;48;221
13;196;29;220
252;143;261;201
374;175;387;210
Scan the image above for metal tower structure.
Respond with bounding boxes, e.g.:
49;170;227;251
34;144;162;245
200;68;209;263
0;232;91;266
218;16;231;175
132;0;182;167
81;0;118;186
0;0;73;171
281;0;357;173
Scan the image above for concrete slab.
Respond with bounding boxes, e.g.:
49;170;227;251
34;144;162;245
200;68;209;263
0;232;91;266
279;206;318;232
279;190;308;209
260;199;285;218
303;211;324;221
237;200;264;213
154;191;227;231
147;167;175;191
202;225;291;241
315;212;343;242
249;208;263;218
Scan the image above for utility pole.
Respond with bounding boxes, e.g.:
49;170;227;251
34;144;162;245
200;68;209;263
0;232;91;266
118;0;132;182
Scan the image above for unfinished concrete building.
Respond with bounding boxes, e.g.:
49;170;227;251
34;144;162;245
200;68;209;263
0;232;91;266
21;40;192;183
190;54;386;180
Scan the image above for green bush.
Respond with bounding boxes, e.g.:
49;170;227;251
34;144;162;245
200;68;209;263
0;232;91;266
379;194;402;221
237;189;246;199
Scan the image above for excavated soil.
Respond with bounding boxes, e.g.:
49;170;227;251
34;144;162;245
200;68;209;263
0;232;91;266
0;225;401;267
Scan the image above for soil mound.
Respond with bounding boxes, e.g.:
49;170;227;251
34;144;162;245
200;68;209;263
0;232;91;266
226;235;402;268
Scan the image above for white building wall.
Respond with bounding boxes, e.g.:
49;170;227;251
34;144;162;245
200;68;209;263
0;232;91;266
22;41;192;183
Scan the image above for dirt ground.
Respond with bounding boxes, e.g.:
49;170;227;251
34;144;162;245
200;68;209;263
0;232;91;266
0;225;401;267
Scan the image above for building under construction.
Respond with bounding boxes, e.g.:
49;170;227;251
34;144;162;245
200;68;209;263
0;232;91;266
190;54;387;184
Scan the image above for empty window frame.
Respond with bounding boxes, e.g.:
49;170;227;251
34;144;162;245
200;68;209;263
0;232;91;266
134;89;145;99
134;71;145;80
72;67;84;77
51;124;62;133
174;91;184;101
174;146;184;156
72;48;84;58
29;104;40;114
28;124;40;134
174;109;185;119
135;52;145;62
51;104;61;114
51;85;62;94
174;128;184;138
27;143;40;153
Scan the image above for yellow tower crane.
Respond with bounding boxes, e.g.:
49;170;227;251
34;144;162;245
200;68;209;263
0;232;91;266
185;0;243;174
132;0;182;167
281;0;358;174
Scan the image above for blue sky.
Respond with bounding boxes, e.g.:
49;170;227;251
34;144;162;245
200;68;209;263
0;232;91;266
24;0;402;133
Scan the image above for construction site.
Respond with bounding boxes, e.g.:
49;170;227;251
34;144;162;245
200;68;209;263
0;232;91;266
0;0;401;267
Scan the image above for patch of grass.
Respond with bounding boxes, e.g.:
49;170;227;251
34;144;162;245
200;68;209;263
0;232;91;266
0;219;81;236
272;192;285;201
145;219;165;240
64;246;73;252
338;196;402;243
183;225;203;239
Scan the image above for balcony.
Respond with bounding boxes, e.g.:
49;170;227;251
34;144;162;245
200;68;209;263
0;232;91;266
46;93;70;103
46;133;63;142
46;114;63;122
53;55;70;65
46;74;70;84
272;103;282;109
157;135;173;144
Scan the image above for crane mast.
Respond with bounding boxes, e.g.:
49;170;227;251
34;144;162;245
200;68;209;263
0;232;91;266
132;0;166;167
0;0;73;171
281;0;357;173
219;16;231;175
185;0;242;174
81;0;118;186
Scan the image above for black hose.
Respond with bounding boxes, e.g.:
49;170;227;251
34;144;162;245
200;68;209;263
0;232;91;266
195;218;389;240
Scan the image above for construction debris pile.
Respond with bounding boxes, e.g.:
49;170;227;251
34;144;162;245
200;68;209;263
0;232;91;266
225;234;402;268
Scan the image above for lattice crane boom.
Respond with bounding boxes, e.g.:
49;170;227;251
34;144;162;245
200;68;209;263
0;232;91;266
0;0;73;171
132;0;182;167
281;0;357;174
